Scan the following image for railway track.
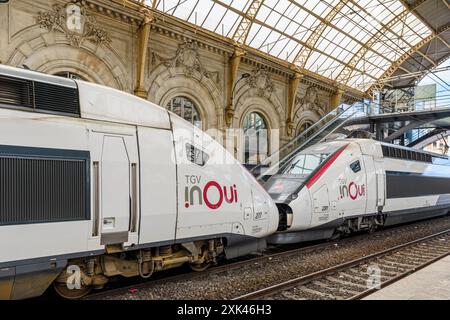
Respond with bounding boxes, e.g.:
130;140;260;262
84;217;450;300
84;239;333;300
233;229;450;300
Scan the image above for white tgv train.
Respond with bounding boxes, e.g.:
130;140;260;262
0;65;279;299
264;138;450;244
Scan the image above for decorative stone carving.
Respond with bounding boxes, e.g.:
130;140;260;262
246;67;275;98
36;3;111;47
293;85;326;121
152;41;218;82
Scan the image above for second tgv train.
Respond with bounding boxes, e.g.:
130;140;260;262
264;138;450;244
0;65;279;300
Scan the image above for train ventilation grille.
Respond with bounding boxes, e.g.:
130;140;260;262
0;74;80;116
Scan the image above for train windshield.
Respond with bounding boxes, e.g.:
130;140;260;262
281;153;330;175
265;152;332;201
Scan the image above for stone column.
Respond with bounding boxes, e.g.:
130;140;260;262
134;11;153;98
329;87;345;112
286;71;303;136
225;48;245;127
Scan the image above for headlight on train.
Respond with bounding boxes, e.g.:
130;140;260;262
287;212;293;228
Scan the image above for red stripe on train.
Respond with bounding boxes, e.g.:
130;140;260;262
305;143;350;189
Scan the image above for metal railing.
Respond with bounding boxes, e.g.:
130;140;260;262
250;101;368;181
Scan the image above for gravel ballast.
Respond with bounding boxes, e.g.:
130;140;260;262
97;216;450;300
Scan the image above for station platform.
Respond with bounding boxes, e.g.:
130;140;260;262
363;255;450;300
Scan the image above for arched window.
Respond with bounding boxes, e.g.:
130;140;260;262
55;71;86;81
167;96;201;128
298;121;313;133
243;112;268;164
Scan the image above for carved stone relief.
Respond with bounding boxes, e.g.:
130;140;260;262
36;2;111;47
293;85;326;122
152;40;219;83
246;66;275;98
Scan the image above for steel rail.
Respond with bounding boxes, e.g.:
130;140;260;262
233;229;450;300
84;217;450;300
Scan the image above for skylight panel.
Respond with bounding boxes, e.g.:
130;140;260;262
216;10;240;36
278;40;300;62
257;4;272;22
275;0;291;13
304;51;345;80
151;0;437;93
286;42;301;63
227;0;251;12
275;16;291;31
155;0;181;13
183;0;214;25
247;24;271;48
285;4;300;19
268;36;290;57
171;0;196;19
261;29;287;53
201;5;227;32
265;9;282;27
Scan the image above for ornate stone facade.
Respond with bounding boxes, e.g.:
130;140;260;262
0;0;361;161
152;41;218;83
245;67;275;99
36;3;111;47
293;85;327;133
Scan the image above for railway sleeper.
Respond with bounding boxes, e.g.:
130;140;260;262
325;276;368;289
297;286;342;300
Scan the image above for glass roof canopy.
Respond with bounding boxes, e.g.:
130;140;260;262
148;0;432;92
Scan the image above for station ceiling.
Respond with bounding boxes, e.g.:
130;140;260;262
136;0;450;94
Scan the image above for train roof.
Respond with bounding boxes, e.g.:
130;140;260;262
0;64;171;129
76;80;170;129
306;138;449;161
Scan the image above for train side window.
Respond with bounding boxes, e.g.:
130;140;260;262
186;143;209;166
350;160;361;173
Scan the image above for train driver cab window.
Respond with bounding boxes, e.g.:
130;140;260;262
283;153;329;175
186;143;209;166
350;160;361;173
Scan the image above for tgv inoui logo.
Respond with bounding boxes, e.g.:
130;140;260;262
339;180;366;200
184;175;238;210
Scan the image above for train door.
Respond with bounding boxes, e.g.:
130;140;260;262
362;155;378;213
373;157;386;209
90;130;139;248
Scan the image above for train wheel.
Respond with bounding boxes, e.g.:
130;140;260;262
53;282;92;300
190;261;211;272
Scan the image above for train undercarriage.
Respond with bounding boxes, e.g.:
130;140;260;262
53;239;224;299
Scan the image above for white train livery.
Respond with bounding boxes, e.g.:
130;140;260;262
265;139;450;244
0;65;279;299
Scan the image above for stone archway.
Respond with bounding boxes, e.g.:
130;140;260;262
293;86;327;135
233;95;282;163
6;26;129;91
295;109;321;135
148;64;222;131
